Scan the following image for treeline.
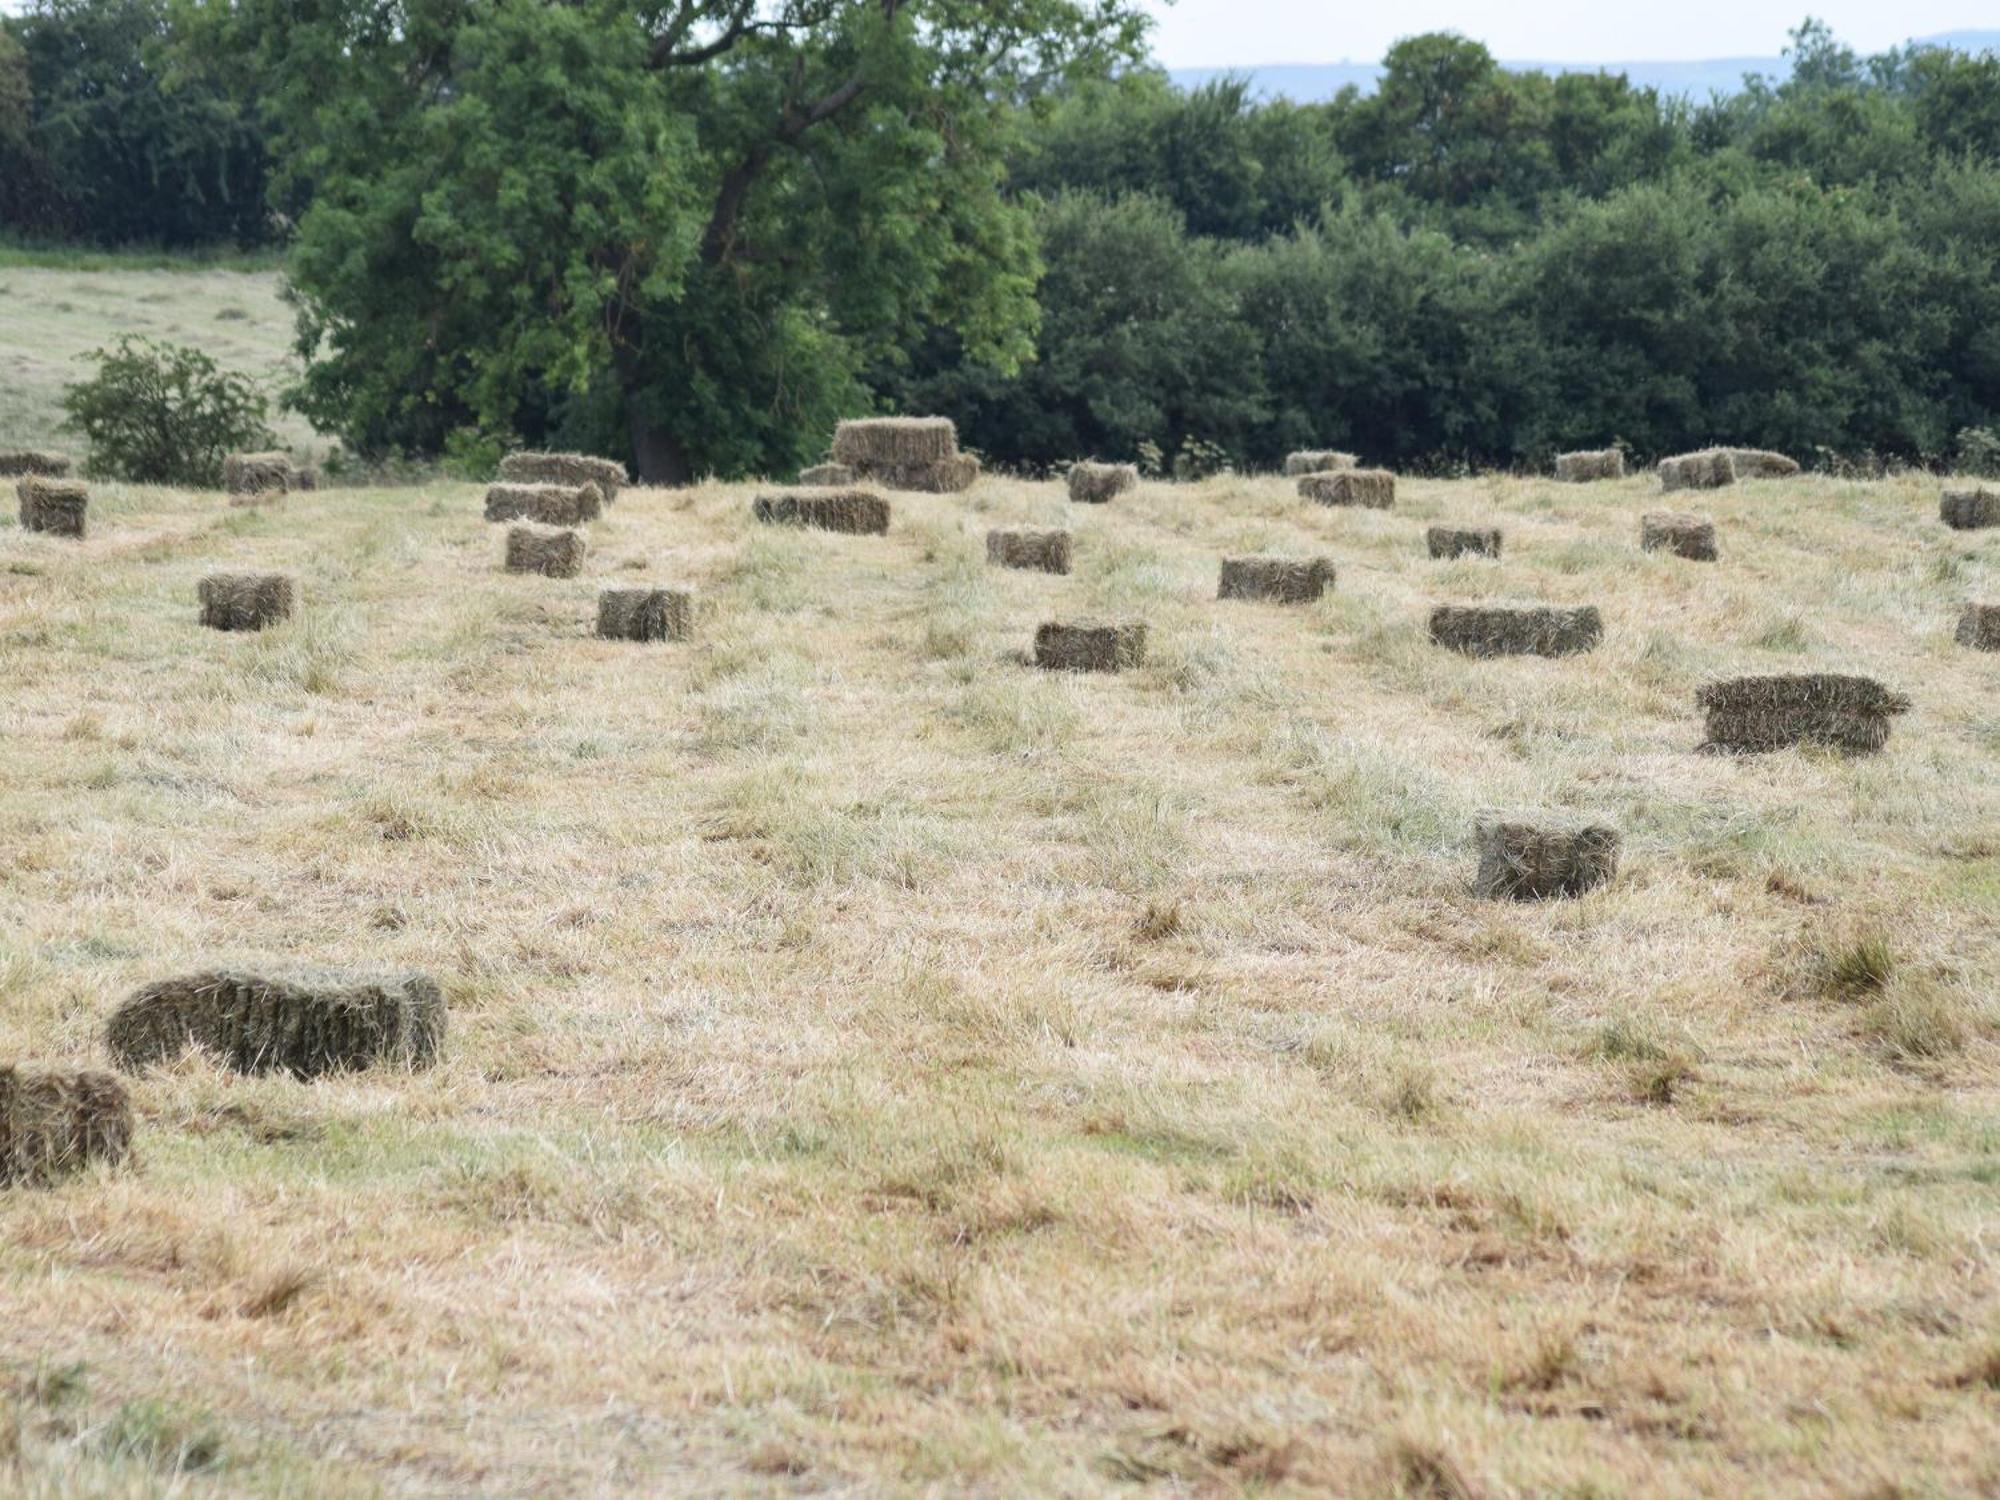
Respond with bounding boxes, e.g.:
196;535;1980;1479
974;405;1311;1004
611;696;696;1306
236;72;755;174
893;29;2000;471
6;2;2000;475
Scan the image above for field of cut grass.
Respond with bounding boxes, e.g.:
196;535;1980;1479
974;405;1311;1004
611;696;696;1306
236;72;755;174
0;254;314;460
2;452;1996;1496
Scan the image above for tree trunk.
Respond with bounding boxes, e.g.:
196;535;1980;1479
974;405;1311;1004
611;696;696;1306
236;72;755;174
613;339;691;485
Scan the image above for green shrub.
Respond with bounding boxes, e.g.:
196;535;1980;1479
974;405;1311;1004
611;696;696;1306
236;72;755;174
61;336;273;487
1957;426;2000;478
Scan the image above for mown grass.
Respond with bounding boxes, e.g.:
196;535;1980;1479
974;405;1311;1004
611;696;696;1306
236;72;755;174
0;446;1996;1493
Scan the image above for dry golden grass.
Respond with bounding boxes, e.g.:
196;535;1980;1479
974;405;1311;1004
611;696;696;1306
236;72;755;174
1;466;1997;1496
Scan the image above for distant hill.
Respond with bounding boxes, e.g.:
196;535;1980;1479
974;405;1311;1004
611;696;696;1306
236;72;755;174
1168;29;2000;102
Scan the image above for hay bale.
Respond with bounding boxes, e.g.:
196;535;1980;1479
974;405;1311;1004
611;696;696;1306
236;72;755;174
869;454;982;493
1217;554;1335;604
597;587;692;642
0;449;73;478
1429;604;1602;658
199;572;296;632
498;451;626;503
483;482;603;526
223;450;295;496
1957;603;2000;651
17;476;88;537
1299;468;1394;508
1658;450;1738;491
1033;620;1147;672
1941;486;2000;530
798;462;856;487
1554;448;1625;482
1640;511;1718;561
1697;674;1911;753
831;417;959;469
505;524;586;578
1067;461;1139;505
986;528;1071;574
1722;448;1800;479
106;968;445;1079
1283;450;1358;477
752;490;890;535
1427;526;1502;560
290;466;320;492
1473;818;1620;901
0;1065;133;1187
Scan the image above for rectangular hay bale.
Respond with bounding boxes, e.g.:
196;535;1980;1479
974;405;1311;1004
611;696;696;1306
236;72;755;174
1957;602;2000;651
1554;448;1625;482
1658;450;1738;492
1941;486;2000;530
986;528;1071;574
0;1065;133;1186
1474;818;1620;901
1033;620;1147;672
107;968;445;1078
1299;468;1394;508
1067;461;1139;504
199;572;297;632
484;482;604;526
498;451;625;503
1427;526;1502;560
0;449;72;479
597;586;692;642
798;462;857;487
1217;554;1334;603
1641;511;1718;561
752;490;890;535
17;476;88;537
831;417;960;468
1429;603;1602;658
1283;450;1358;477
1696;673;1911;753
1722;448;1800;479
223;450;295;496
505;524;587;578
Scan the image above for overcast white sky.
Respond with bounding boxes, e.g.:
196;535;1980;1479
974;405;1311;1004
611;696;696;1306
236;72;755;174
1138;0;1997;67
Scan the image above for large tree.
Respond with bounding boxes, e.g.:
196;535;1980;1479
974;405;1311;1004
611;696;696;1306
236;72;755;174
263;0;1146;480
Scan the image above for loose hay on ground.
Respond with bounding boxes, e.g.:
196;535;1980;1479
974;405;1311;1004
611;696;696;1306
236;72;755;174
505;524;587;579
16;475;88;537
1427;526;1502;560
597;587;693;642
1299;469;1395;508
1283;450;1358;477
1067;462;1138;505
198;572;296;632
1217;554;1335;603
1033;620;1147;672
1555;449;1625;482
1641;512;1718;561
107;968;446;1078
1697;674;1912;753
1658;450;1738;492
1474;818;1621;900
484;482;604;526
499;452;626;503
752;490;890;535
1941;486;2000;530
1429;603;1602;657
986;528;1072;574
0;1065;133;1187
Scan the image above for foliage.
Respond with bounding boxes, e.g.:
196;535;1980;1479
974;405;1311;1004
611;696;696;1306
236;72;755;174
62;335;274;485
2;0;273;246
260;0;1148;481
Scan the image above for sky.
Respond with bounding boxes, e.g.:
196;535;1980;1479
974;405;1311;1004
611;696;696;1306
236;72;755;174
1137;0;1998;67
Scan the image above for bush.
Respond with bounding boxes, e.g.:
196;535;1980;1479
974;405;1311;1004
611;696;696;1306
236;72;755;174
61;336;273;487
1957;426;2000;478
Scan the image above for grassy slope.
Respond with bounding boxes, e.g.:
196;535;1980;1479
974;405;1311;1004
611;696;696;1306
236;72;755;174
0;456;1996;1495
0;258;316;459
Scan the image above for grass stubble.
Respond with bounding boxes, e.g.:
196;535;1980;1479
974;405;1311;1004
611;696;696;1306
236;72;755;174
0;457;1995;1496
